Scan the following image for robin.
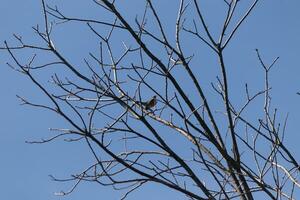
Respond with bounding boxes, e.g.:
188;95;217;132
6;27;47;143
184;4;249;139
141;95;157;110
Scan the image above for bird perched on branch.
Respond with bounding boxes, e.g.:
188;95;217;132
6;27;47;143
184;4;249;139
141;95;157;110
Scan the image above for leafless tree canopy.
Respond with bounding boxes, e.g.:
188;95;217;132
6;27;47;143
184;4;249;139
2;0;300;199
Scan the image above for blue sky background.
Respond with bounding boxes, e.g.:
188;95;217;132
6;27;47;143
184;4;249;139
1;0;300;199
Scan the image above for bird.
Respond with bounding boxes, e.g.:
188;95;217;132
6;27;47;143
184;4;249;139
141;95;157;110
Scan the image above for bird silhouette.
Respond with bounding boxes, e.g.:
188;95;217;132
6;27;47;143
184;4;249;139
141;95;157;110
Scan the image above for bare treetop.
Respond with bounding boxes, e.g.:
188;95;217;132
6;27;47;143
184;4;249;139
2;0;300;199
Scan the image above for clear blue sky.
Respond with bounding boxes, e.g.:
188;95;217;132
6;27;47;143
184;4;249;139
1;0;300;199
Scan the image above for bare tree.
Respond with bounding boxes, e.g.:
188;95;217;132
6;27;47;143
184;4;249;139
2;0;300;199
